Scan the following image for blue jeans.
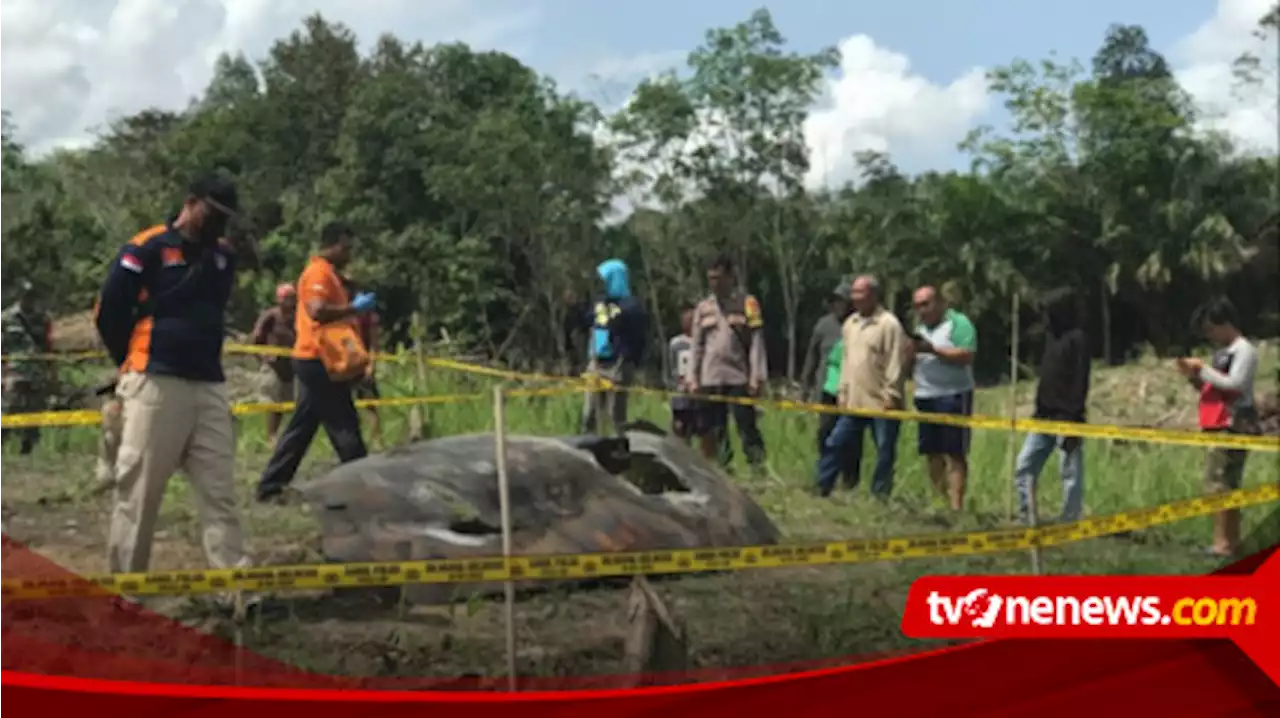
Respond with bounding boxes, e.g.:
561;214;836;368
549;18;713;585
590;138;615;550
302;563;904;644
1014;433;1084;523
815;415;900;497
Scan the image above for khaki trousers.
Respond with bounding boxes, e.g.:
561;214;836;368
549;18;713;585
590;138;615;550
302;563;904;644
107;372;248;574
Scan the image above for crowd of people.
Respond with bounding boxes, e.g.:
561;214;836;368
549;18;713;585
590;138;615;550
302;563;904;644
0;170;1267;593
565;254;1264;559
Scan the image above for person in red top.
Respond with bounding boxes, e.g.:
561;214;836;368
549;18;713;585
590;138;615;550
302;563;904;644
345;277;384;449
1176;297;1260;557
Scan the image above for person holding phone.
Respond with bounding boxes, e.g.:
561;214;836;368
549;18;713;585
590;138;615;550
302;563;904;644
94;171;252;579
1176;298;1260;557
910;285;977;511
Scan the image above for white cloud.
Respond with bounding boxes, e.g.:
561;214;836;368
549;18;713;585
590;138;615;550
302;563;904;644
596;34;992;193
0;0;540;154
598;34;992;222
4;0;1272;171
1173;0;1278;154
803;35;991;187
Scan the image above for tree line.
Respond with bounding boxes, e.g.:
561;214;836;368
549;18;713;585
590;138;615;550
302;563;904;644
2;7;1277;385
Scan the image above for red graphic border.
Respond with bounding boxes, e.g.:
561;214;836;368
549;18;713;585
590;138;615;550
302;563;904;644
4;536;1278;715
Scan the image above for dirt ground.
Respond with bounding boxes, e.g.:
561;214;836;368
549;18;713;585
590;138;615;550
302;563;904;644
0;449;936;682
1;445;1254;685
3;345;1276;683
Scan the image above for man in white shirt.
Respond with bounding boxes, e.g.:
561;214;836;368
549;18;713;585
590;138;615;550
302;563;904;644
910;286;978;511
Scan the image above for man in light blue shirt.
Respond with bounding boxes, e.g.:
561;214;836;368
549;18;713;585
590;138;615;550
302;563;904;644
910;286;977;511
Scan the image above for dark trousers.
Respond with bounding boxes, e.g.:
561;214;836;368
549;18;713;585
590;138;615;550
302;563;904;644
1;429;39;455
256;359;367;499
815;414;900;497
700;384;766;467
816;392;859;488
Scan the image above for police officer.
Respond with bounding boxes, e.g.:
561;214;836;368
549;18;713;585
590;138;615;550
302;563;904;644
2;280;55;455
689;254;768;469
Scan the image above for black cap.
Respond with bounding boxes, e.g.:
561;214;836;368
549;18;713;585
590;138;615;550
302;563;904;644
832;279;851;298
188;171;239;214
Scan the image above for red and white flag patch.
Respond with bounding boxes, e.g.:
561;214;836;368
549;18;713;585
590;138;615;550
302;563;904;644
120;254;143;273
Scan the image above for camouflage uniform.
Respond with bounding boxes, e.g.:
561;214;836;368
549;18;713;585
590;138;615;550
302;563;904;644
1;298;53;455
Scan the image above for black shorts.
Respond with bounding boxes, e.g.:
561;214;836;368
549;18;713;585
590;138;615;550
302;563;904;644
915;391;973;456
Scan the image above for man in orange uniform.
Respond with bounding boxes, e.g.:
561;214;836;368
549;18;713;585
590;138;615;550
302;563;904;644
94;172;251;575
255;221;376;503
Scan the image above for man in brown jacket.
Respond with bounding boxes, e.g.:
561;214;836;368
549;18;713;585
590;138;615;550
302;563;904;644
689;254;768;469
250;283;298;443
813;274;908;498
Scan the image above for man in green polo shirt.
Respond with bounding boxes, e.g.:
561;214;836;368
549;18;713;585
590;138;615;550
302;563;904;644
910;285;977;511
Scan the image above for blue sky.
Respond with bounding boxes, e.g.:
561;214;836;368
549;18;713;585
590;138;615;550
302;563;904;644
509;0;1257;178
2;0;1273;181
531;0;1211;92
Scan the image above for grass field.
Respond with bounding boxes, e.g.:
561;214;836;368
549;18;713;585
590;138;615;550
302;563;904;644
2;346;1278;683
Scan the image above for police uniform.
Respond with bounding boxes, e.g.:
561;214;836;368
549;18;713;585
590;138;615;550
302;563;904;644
1;298;53;454
690;290;768;467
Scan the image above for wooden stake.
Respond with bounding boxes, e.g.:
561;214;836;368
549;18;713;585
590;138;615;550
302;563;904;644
1005;291;1020;523
622;576;688;686
408;312;427;442
493;386;518;692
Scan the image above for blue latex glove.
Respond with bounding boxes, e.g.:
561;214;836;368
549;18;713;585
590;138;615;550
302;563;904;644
351;292;377;313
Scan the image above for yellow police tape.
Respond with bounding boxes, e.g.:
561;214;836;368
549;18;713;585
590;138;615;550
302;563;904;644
0;385;579;430
564;377;1280;454
1;343;565;386
3;482;1277;602
3;348;1276;452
